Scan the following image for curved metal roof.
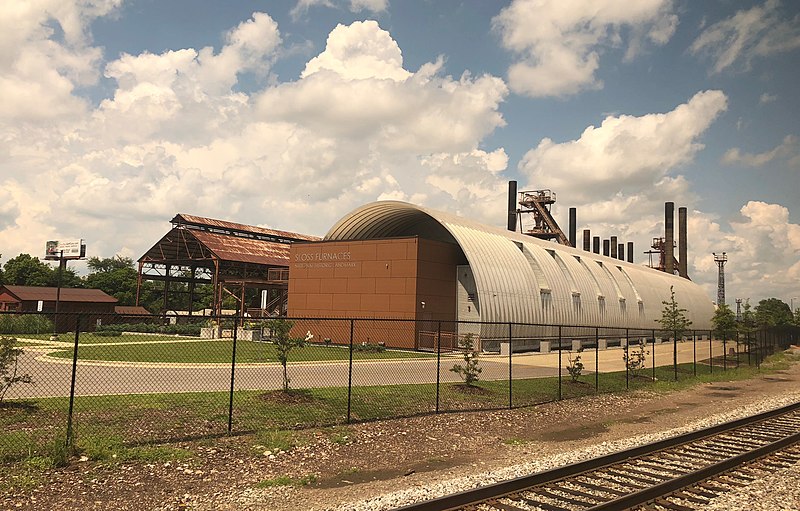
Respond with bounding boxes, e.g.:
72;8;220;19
326;201;715;330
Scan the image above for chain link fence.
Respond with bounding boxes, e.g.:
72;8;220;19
1;311;796;464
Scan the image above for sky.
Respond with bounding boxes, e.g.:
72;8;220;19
1;0;799;308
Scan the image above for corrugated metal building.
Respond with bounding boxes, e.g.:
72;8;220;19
289;201;714;348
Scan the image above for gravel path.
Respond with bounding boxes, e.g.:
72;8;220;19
323;392;800;511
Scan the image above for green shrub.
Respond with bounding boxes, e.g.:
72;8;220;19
96;322;202;336
353;342;386;353
0;314;54;335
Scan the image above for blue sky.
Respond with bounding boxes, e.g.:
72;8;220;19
1;0;798;306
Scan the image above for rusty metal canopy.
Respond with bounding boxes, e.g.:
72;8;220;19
140;214;320;268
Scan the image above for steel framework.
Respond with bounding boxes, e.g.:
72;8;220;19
136;214;318;317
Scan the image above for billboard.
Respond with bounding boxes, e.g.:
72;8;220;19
45;239;86;260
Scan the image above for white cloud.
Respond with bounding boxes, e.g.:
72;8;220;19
290;0;335;21
0;15;509;260
722;135;799;167
0;0;122;123
302;20;411;81
690;0;800;74
759;92;777;104
493;0;677;97
350;0;388;13
518;90;727;203
688;202;800;302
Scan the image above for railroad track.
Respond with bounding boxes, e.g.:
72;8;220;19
395;402;800;511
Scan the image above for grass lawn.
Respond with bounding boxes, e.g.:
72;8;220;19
44;340;434;364
3;350;794;467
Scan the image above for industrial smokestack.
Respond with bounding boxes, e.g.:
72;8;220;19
618;243;625;261
603;239;610;256
592;236;600;254
507;181;517;232
568;208;577;248
610;236;617;259
678;207;688;278
665;202;675;274
627;241;634;263
583;229;591;251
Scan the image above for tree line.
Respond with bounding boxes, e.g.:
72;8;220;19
0;253;214;314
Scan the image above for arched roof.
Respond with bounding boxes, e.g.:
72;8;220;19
326;201;714;330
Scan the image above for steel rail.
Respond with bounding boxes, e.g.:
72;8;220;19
392;401;800;511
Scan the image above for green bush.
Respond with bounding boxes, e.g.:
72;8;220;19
93;331;122;337
96;322;202;336
353;342;386;353
0;314;54;335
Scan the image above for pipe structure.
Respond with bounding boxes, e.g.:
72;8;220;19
603;239;610;257
610;236;618;259
583;229;591;252
679;206;688;278
618;243;625;261
593;236;600;254
568;208;577;248
665;202;675;275
507;181;517;232
627;241;634;263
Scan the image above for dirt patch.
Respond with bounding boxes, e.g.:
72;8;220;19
539;423;610;442
451;384;493;395
257;390;316;404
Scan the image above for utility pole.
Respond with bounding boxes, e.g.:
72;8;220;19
713;252;727;307
54;250;65;338
735;298;742;322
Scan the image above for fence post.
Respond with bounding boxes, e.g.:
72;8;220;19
227;313;238;435
723;335;727;371
594;328;599;392
624;329;629;390
557;326;562;401
435;321;441;414
347;319;354;424
692;331;697;377
651;330;656;382
709;334;713;374
508;322;512;409
66;314;82;448
673;331;678;382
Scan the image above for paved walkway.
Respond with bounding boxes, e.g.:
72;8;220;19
6;337;741;400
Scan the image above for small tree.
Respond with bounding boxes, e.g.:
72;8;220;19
450;333;482;386
624;340;648;379
566;347;584;383
739;300;757;355
266;319;308;392
1;337;33;404
657;286;692;380
711;304;737;340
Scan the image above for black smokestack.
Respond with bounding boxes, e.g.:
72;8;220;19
627;241;634;263
507;181;517;232
618;243;625;260
568;208;577;248
583;229;591;251
665;202;675;274
603;239;610;257
610;236;617;259
678;206;688;278
592;236;600;254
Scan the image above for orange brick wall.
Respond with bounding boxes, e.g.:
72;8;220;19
288;237;462;349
